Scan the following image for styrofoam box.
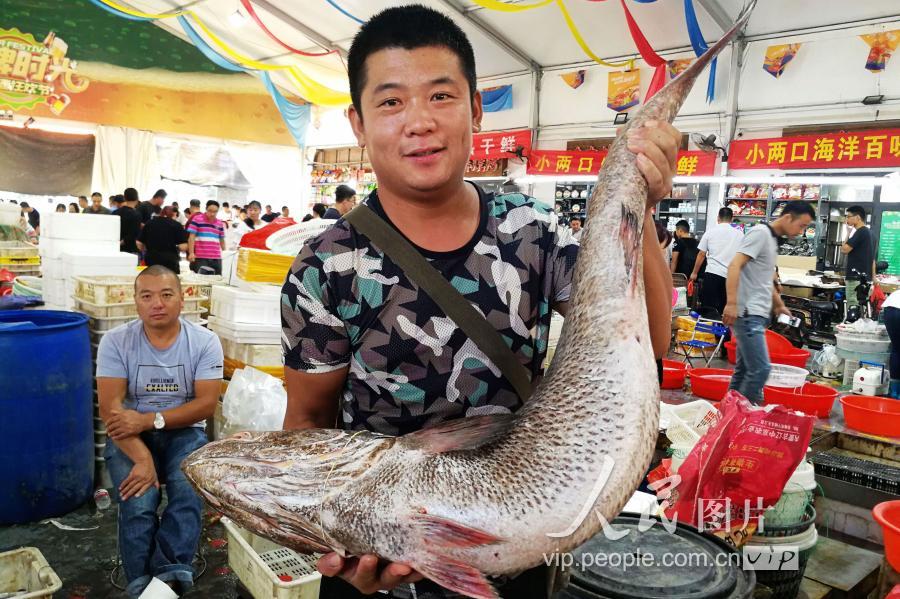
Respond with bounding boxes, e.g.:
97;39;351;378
63;252;138;270
208;315;281;345
220;338;283;367
74;295;206;318
42;212;119;241
0;202;21;226
210;285;281;325
39;238;120;260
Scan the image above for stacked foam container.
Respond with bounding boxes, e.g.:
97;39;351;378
39;213;136;310
207;283;283;440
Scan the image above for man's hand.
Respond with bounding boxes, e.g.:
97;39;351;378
626;120;681;208
106;409;151;441
689;273;698;282
317;553;422;594
188;252;196;263
723;302;738;327
119;458;158;501
774;304;792;319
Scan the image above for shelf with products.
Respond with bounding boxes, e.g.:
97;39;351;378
554;182;593;225
657;182;709;237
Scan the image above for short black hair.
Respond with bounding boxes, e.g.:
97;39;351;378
111;195;123;204
247;200;261;210
347;4;477;116
124;188;139;203
189;199;201;207
302;214;314;222
206;200;220;208
223;202;230;208
675;219;690;233
846;205;866;220
152;189;167;199
312;203;327;217
782;200;816;220
19;201;29;208
718;207;734;221
91;192;102;198
335;185;357;202
281;206;288;211
56;203;66;211
78;195;87;202
69;202;79;210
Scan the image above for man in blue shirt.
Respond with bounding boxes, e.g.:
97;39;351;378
97;265;223;597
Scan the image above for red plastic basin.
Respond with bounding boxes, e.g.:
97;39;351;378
725;331;809;368
688;368;733;401
763;382;838;418
661;359;688;390
840;395;900;438
875;501;900;571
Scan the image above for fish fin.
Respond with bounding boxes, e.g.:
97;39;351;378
412;513;503;548
413;557;499;599
400;414;516;454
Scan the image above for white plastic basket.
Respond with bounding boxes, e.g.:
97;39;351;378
88;310;206;331
766;364;809;388
664;400;718;445
835;332;891;354
0;547;62;598
221;517;321;599
210;285;281;325
265;221;336;255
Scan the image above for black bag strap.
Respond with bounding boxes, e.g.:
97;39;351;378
344;204;533;402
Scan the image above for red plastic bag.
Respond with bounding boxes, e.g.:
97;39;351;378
662;390;815;533
872;284;887;315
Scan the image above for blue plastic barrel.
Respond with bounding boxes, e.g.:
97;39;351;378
0;310;93;524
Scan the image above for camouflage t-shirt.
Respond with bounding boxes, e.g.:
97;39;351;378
281;183;578;436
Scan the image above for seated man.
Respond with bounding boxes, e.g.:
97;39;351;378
97;265;223;597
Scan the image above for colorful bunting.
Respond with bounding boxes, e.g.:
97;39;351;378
324;0;366;25
88;0;349;108
470;0;634;69
860;30;900;73
683;0;716;102
617;0;666;100
481;85;513;112
561;70;586;89
763;44;801;78
241;1;337;57
608;70;640;112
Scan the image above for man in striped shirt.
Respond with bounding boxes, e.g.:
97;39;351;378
186;200;226;275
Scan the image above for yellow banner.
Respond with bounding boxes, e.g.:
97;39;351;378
0;28;90;114
607;70;640;112
860;30;900;72
763;43;801;78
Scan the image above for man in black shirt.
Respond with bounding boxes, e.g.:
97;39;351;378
841;205;875;309
670;219;701;279
118;188;142;255
138;206;188;273
19;202;39;235
323;185;357;219
261;204;279;223
137;189;167;224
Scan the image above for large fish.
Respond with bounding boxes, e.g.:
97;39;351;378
183;4;755;597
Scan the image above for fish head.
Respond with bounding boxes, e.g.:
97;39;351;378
182;429;349;553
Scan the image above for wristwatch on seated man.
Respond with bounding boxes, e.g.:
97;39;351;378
153;412;166;430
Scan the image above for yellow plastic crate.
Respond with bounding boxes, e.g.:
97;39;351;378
237;248;294;284
221;517;321;599
0;241;39;260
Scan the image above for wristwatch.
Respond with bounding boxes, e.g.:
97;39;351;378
153;412;166;430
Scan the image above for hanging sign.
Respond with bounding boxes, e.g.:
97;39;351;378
860;30;900;72
607;70;640;112
763;44;801;78
730;129;900;170
561;69;586;89
878;211;900;276
470;128;532;160
0;28;89;114
480;84;513;112
465;158;506;178
527;149;717;177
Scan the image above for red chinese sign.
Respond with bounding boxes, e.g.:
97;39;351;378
471;128;532;160
526;149;717;177
730;129;900;170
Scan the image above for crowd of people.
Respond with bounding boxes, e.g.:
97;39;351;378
4;186;361;276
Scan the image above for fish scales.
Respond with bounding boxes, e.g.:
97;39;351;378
183;4;756;597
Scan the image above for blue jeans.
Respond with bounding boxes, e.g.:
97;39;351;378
729;315;771;405
104;427;208;597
